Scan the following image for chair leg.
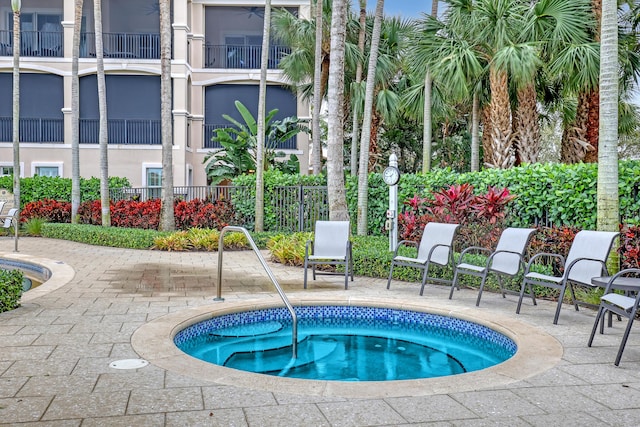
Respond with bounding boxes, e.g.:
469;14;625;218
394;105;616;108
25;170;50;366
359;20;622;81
615;316;635;366
344;260;349;290
588;305;606;347
303;258;309;289
516;279;528;314
419;264;430;296
567;283;580;312
387;263;395;289
449;269;460;300
476;273;489;307
553;284;567;325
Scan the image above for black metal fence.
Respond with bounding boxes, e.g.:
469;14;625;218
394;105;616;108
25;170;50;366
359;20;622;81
0;117;63;143
109;185;328;233
203;44;290;69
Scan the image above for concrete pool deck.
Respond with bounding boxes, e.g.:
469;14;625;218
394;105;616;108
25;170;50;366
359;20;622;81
1;236;640;426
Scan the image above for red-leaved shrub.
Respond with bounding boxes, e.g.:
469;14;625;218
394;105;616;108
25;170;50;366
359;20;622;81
20;199;71;223
620;225;640;269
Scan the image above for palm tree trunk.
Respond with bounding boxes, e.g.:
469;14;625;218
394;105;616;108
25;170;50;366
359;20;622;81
583;89;600;162
159;0;174;231
488;66;514;169
94;0;110;226
421;0;439;173
71;0;83;224
255;0;272;232
597;0;619;237
515;83;540;164
311;0;324;174
11;2;20;214
326;0;349;221
481;105;492;166
471;91;480;172
349;0;366;177
357;0;383;235
561;92;590;163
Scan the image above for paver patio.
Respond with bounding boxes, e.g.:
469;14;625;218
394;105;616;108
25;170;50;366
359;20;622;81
1;236;640;426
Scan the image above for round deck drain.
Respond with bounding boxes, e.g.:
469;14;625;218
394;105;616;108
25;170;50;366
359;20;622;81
109;359;149;370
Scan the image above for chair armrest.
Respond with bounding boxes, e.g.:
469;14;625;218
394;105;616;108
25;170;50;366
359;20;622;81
601;268;640;293
393;240;418;257
525;252;565;274
305;239;314;257
426;242;454;263
456;246;491;265
564;256;610;283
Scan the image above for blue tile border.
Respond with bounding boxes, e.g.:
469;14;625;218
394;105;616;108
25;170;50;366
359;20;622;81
174;305;517;356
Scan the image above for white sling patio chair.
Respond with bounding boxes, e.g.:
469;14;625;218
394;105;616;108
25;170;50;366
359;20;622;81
449;227;536;306
588;268;640;366
516;230;619;324
303;220;353;289
387;222;460;295
1;207;19;252
0;200;5;214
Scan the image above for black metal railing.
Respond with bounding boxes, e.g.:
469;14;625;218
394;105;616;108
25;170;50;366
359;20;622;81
0;117;63;142
81;32;160;59
203;123;297;150
0;30;63;57
203;44;289;69
79;119;161;145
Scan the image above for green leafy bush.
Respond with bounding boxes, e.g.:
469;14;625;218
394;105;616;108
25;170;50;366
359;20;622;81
0;176;129;207
0;269;23;313
41;223;163;249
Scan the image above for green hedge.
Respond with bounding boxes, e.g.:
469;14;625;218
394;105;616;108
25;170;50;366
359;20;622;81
0;269;23;313
234;161;640;234
41;223;164;249
0;176;130;207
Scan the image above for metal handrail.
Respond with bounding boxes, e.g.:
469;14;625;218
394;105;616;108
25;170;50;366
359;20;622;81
215;226;298;358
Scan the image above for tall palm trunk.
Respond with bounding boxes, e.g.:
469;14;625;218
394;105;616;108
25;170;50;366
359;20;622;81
597;0;619;239
471;91;480;171
356;0;383;236
311;0;324;174
481;105;492;166
561;92;590;163
159;0;174;231
255;0;272;232
349;1;366;177
11;1;20;215
71;0;83;224
94;0;110;226
326;0;349;221
422;0;439;173
585;0;603;163
487;66;513;169
515;83;540;164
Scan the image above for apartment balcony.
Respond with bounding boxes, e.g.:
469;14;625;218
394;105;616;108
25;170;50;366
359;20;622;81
80;119;161;145
81;33;160;59
203;123;296;150
0;30;63;58
0;117;63;142
203;44;289;69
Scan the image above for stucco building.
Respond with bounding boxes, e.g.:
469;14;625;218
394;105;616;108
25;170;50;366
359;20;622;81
0;0;310;188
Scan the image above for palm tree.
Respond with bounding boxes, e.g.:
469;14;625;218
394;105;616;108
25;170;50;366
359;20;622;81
597;0;619;236
71;0;83;224
159;0;174;231
422;0;439;173
94;0;110;226
326;0;350;221
350;0;367;177
356;0;384;236
311;0;324;174
255;0;272;232
11;0;20;213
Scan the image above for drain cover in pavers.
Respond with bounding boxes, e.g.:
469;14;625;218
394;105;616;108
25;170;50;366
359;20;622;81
109;359;149;370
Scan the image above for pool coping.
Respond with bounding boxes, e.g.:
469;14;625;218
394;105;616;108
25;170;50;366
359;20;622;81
131;295;563;398
0;252;76;303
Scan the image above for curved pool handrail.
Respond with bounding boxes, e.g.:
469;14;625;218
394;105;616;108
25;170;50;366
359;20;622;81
215;226;298;358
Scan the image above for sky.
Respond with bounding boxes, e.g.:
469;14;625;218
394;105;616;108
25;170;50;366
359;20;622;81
382;1;433;18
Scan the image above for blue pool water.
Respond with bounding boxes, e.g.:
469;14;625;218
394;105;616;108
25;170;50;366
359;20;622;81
175;305;516;381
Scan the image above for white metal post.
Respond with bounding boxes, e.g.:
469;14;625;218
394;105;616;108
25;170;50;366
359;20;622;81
389;153;398;251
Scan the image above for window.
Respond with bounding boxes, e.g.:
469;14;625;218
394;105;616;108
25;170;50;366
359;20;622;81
0;166;13;176
146;167;162;187
35;166;59;177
